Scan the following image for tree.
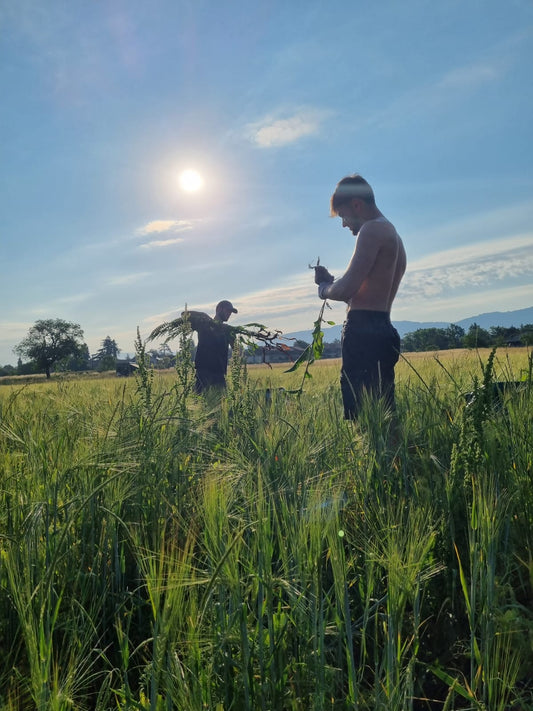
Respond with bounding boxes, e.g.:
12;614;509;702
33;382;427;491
463;323;491;349
148;343;175;369
445;324;465;348
520;325;533;346
56;343;90;372
402;327;450;352
96;336;120;360
93;336;121;372
15;319;86;378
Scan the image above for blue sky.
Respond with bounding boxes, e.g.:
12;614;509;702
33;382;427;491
1;0;533;363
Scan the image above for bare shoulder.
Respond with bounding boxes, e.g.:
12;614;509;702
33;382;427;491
359;217;398;245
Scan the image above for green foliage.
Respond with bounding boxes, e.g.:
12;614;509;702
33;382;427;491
0;349;532;709
283;300;335;392
14;318;86;378
91;336;121;371
403;323;533;352
402;325;465;352
96;336;120;360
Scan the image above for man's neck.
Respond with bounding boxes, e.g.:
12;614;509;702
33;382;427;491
363;206;382;221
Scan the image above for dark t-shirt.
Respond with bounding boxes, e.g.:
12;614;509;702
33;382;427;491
192;317;234;375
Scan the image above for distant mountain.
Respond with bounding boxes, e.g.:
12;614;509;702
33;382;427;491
284;306;533;343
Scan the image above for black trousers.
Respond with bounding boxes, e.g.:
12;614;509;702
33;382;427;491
195;368;226;394
340;310;400;419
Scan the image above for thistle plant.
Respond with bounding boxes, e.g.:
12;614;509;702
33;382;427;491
134;327;154;415
172;308;195;417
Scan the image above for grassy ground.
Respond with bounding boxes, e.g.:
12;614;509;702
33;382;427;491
0;346;531;710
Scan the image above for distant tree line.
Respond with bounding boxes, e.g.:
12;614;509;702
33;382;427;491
401;323;533;352
2;318;532;378
0;319;175;379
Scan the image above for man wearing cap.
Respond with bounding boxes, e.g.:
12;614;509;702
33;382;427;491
187;300;238;394
313;174;406;420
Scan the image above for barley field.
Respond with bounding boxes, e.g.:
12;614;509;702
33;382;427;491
0;346;531;710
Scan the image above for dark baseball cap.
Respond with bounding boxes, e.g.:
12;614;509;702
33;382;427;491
216;300;238;314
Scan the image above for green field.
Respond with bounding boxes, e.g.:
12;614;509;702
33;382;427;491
0;347;532;710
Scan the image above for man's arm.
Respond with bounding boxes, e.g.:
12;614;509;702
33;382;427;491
226;325;237;347
318;223;382;302
183;310;212;331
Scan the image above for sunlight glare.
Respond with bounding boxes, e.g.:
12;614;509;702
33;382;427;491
179;169;204;192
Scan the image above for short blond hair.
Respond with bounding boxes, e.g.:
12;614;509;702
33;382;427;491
330;174;375;216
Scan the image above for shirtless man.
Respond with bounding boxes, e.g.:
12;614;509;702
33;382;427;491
314;174;406;419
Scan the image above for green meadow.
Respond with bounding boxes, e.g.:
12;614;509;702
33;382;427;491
0;346;531;710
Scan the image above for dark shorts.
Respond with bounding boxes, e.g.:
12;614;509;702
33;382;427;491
340;310;400;419
195;369;226;394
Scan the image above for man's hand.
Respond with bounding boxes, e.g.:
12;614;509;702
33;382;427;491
313;265;334;285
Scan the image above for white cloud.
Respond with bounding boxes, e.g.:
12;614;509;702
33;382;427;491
408;202;533;249
409;233;533;269
393;283;533;323
139;237;185;249
246;108;330;147
137;220;193;235
402;233;533;299
228;235;533;335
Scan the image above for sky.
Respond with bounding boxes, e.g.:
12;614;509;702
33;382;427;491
1;0;533;364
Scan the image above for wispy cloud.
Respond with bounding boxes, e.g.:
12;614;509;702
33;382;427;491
108;272;151;286
408;201;533;247
410;233;533;271
30;292;94;314
400;233;533;300
232;233;533;333
366;54;508;132
246;107;331;147
137;219;194;235
136;219;196;249
437;61;500;90
393;283;533;323
139;237;185;249
0;322;33;359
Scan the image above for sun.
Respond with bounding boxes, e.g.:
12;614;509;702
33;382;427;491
179;169;204;192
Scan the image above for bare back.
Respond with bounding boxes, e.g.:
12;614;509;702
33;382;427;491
325;216;406;313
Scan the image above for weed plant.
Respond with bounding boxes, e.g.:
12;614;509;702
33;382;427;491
0;347;531;709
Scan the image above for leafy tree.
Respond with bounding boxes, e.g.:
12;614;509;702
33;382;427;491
96;336;120;360
520;325;533;346
463;323;491;349
16;357;36;375
489;325;518;346
445;324;465;348
148;343;175;369
14;319;85;378
56;343;90;372
93;336;121;372
402;327;450;352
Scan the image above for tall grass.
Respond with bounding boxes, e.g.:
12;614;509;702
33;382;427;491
0;347;531;709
